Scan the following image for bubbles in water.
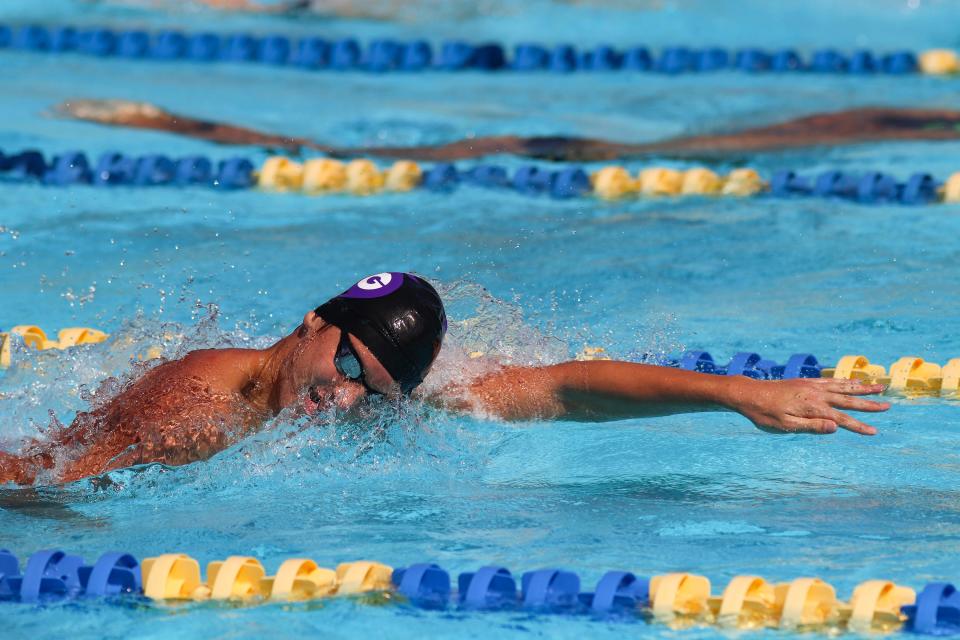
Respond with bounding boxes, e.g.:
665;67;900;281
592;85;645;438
61;284;97;308
420;279;569;395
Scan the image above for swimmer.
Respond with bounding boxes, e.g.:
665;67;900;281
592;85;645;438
192;0;409;18
99;0;509;21
0;272;889;486
185;0;312;13
55;100;960;162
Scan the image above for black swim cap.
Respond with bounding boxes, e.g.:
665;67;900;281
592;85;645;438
315;272;447;393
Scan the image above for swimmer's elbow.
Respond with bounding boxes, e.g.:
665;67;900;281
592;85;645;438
436;363;626;422
463;366;567;422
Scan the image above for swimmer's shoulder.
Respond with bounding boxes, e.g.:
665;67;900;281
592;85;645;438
176;348;266;389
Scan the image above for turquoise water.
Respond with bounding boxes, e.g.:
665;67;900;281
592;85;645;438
2;0;960;637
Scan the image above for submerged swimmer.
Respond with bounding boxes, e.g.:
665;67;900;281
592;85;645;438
0;272;889;486
55;100;960;162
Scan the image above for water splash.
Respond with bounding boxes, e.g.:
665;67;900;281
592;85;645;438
0;274;689;494
0;280;578;492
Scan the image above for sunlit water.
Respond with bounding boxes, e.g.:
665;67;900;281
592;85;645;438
2;0;960;637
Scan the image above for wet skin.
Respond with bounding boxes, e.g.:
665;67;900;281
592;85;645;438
0;310;890;486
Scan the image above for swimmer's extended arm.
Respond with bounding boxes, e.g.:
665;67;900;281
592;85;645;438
194;0;310;13
461;361;889;435
55;101;960;162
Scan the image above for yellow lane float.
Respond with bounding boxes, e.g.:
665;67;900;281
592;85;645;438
722;168;766;196
335;561;394;595
888;357;942;393
919;49;960;75
140;555;395;602
204;556;266;601
838;580;915;633
1;325;108;368
942;172;960;202
682;168;723;195
709;575;780;628
822;354;887;382
55;327;109;347
345;159;386;195
257;156;304;191
141;554;207;600
941;358;960;395
7;325;59;351
260;558;337;601
639;168;684;196
591;166;637;199
385;160;423;192
821;354;960;396
649;572;711;622
302;158;347;193
775;577;839;630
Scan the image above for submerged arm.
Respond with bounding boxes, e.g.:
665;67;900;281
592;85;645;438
454;360;889;435
54;101;960;162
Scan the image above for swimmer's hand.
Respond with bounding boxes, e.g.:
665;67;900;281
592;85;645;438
447;361;889;435
725;378;888;436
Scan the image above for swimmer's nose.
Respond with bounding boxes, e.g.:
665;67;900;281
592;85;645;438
305;382;367;415
332;381;368;411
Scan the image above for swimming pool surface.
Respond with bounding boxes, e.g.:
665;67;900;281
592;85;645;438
2;0;960;637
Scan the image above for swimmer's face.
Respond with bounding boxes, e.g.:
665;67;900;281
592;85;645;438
280;310;399;414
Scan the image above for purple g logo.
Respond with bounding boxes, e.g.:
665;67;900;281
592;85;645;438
339;272;405;299
359;273;391;290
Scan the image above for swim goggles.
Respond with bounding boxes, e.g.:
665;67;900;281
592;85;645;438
334;331;380;395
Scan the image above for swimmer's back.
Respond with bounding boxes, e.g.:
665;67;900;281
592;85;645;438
11;347;267;484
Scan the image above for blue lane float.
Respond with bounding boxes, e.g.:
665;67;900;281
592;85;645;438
0;549;142;603
521;569;581;609
421;163;459;191
662;351;823;380
392;563;450;608
580;571;648;613
771;169;939;205
0;23;933;76
78;553;141;597
2;149;254;190
458;566;517;610
904;583;960;635
2;550;84;602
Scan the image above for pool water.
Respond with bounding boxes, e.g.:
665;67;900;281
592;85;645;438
2;0;960;637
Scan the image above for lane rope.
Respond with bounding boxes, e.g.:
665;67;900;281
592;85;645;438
4;24;957;76
1;148;955;205
1;548;954;634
